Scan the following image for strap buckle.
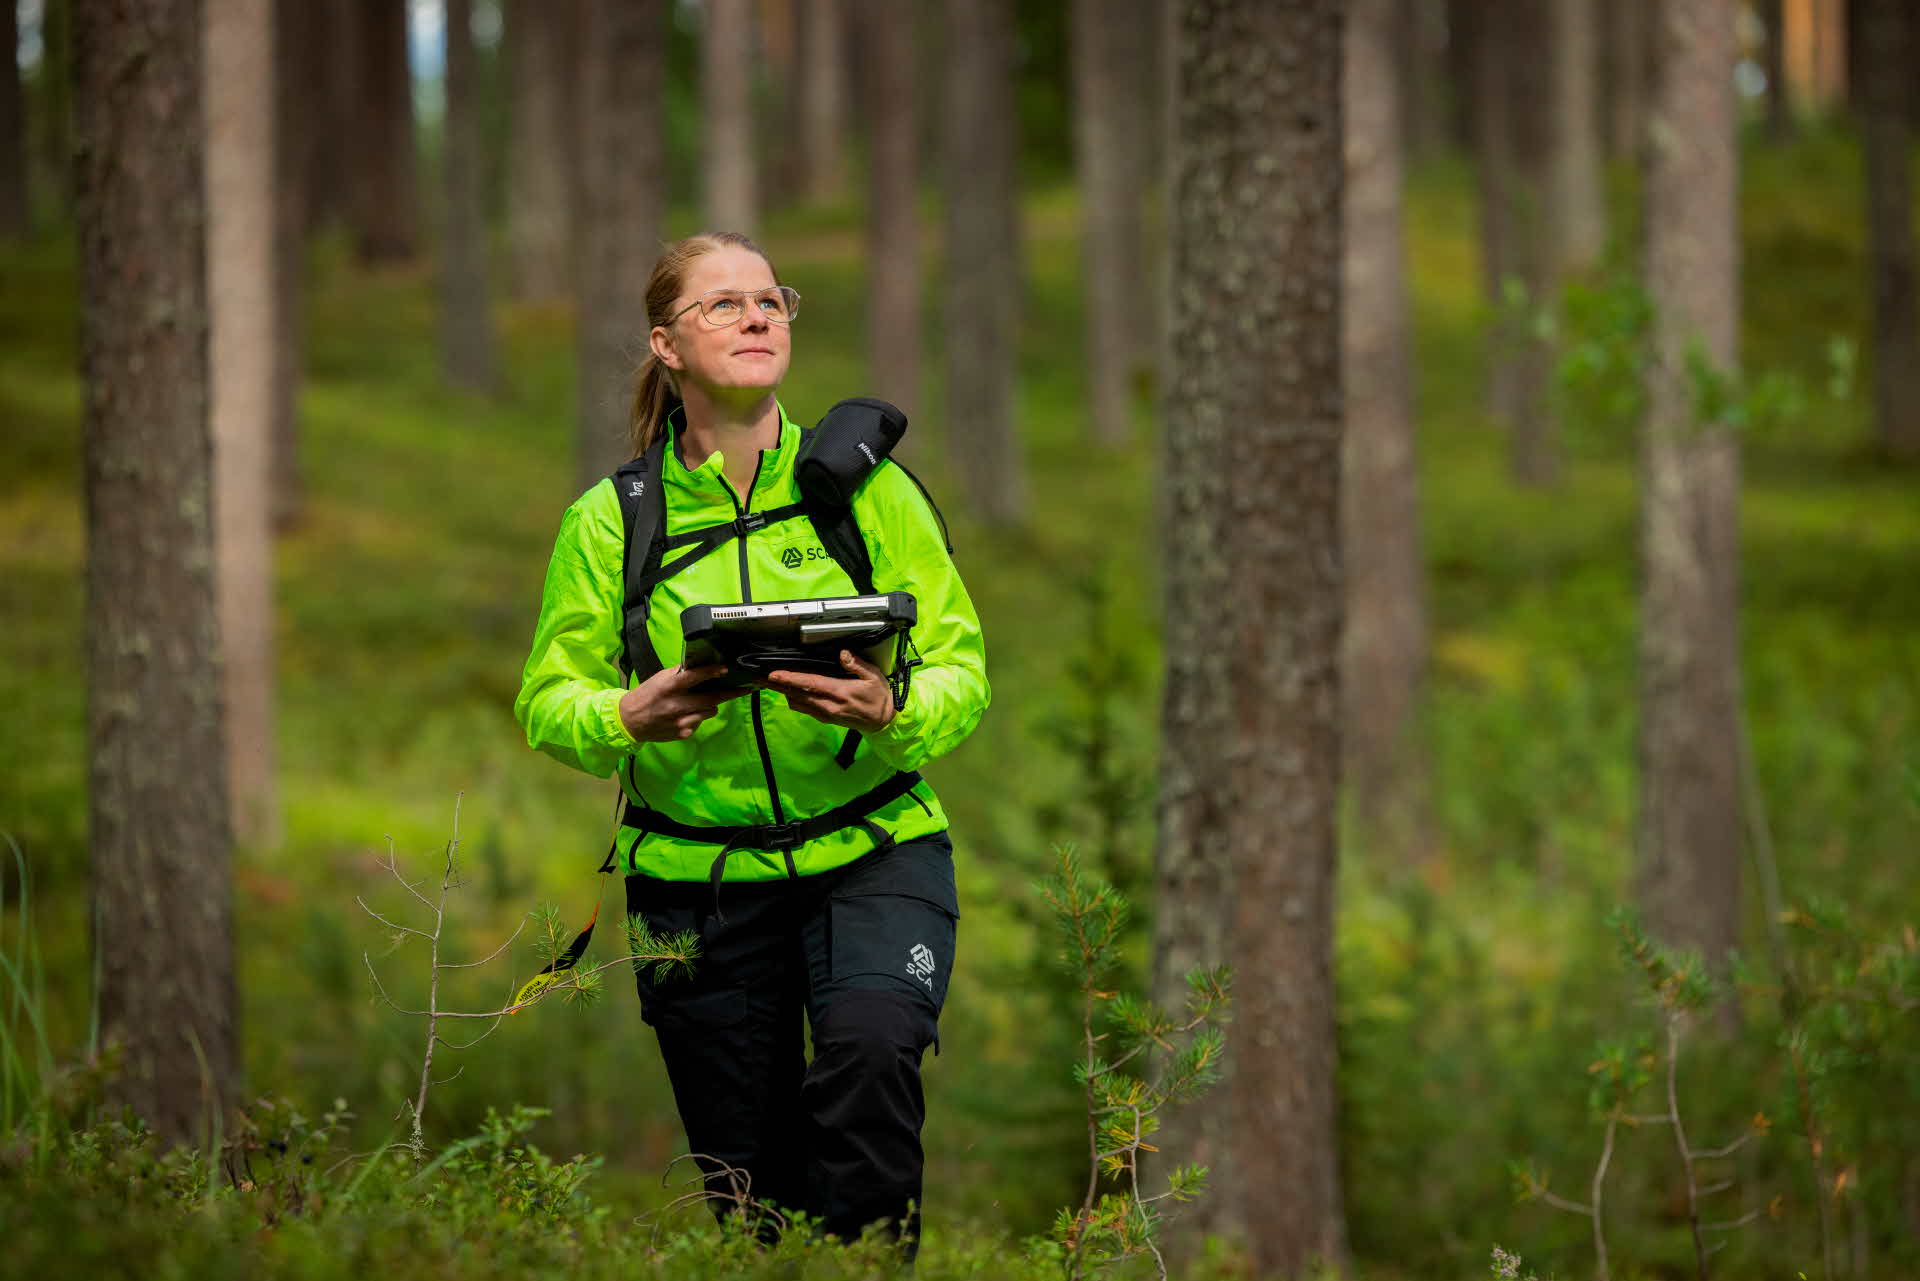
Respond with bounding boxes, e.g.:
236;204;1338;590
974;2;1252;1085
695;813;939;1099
760;820;805;851
737;511;768;534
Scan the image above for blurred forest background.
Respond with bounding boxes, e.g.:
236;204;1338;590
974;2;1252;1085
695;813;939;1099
2;1;1917;1278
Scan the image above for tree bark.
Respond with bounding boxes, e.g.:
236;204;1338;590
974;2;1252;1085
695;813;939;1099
1155;1;1347;1273
506;0;578;301
1;0;27;238
703;0;759;233
1395;0;1447;165
30;0;73;220
206;0;280;850
942;0;1023;525
350;0;418;265
440;0;498;394
795;0;848;205
1637;0;1744;981
859;0;920;423
1551;0;1606;275
1761;0;1793;140
1859;0;1920;462
1072;0;1152;448
1344;0;1429;858
577;0;665;489
75;0;237;1147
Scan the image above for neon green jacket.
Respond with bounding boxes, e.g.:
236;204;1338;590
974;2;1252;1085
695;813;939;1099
515;407;989;881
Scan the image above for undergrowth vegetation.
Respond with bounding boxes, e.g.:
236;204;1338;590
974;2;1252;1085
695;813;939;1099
2;128;1916;1277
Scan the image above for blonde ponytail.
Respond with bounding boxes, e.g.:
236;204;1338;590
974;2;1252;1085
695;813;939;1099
624;230;780;459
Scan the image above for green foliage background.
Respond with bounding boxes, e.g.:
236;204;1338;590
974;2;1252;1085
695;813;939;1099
2;117;1917;1276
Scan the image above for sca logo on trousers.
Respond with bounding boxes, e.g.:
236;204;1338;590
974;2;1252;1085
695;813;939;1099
906;943;936;991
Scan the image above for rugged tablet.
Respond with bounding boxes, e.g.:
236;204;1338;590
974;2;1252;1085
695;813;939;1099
680;592;917;691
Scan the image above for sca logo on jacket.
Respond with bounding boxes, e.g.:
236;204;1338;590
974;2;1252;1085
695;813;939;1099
780;545;831;570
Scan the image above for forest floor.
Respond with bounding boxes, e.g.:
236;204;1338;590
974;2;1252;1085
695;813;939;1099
2;132;1917;1278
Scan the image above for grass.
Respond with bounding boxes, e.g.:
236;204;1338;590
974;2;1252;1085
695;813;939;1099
3;127;1918;1277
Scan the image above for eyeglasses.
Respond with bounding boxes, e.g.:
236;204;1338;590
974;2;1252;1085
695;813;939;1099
665;286;802;328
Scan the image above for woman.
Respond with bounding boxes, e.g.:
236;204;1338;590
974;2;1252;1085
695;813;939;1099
515;232;988;1253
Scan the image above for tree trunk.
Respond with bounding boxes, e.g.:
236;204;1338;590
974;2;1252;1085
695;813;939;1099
795;0;848;205
1072;0;1152;448
440;0;498;394
942;0;1023;525
350;0;418;265
1;0;26;238
1637;0;1744;982
1761;0;1793;140
703;0;759;233
1859;0;1920;462
859;0;920;423
506;0;578;301
1396;0;1447;165
271;0;311;529
577;0;665;488
1344;0;1429;858
1604;0;1649;162
74;0;237;1148
301;0;353;232
30;0;73;221
1155;1;1347;1273
206;0;281;850
1551;0;1606;275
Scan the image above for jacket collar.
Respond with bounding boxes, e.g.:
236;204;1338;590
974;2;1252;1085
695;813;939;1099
663;402;798;493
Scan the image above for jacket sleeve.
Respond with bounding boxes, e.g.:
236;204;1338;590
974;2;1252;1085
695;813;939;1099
858;464;990;772
514;484;637;779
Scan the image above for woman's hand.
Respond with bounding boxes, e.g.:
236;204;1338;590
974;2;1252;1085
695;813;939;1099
619;663;748;742
763;650;897;734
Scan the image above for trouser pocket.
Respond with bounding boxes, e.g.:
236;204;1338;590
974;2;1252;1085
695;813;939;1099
819;832;959;1018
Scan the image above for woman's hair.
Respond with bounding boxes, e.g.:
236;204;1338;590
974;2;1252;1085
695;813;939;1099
628;231;781;457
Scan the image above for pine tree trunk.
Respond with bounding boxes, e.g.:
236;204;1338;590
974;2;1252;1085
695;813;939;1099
795;0;848;205
74;0;237;1147
1604;0;1649;162
505;0;577;301
272;0;311;529
1762;0;1793;140
1072;0;1151;448
1;0;27;238
1344;0;1429;858
577;0;665;489
942;0;1023;525
1155;1;1347;1272
350;0;418;264
206;0;281;850
303;0;353;232
1551;0;1606;275
1859;0;1920;462
440;0;497;394
1637;0;1744;980
1396;0;1447;165
31;0;73;220
859;0;920;423
703;0;759;233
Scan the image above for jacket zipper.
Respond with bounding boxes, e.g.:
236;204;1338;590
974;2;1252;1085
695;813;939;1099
726;450;787;828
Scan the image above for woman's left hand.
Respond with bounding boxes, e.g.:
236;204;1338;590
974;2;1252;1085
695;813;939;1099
763;650;896;734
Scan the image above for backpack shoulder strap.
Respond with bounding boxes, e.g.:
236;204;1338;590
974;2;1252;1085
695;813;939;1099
614;439;671;682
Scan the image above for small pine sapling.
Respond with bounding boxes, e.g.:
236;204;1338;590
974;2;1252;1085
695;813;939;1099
1036;843;1229;1281
357;795;698;1160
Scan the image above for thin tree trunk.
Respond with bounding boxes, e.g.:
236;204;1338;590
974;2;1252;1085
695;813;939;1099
206;0;280;850
1637;0;1744;985
1762;0;1793;141
1;0;26;238
440;0;497;394
506;0;578;301
795;0;848;205
1859;0;1920;462
943;0;1023;525
860;0;920;423
1072;0;1151;448
1604;0;1649;162
1397;0;1447;165
75;0;237;1147
1344;0;1430;858
1156;0;1347;1273
1551;0;1606;275
303;0;353;232
351;0;418;265
577;0;665;488
271;0;310;529
31;0;73;220
703;0;759;233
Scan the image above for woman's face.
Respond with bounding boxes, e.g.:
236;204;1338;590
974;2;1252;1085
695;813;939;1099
650;246;792;398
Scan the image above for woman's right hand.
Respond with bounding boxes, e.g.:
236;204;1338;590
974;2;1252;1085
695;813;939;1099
619;664;747;742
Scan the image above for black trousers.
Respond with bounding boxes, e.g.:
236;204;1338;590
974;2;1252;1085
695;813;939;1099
625;831;959;1253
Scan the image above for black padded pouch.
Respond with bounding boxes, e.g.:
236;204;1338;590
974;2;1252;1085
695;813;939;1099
795;397;908;507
